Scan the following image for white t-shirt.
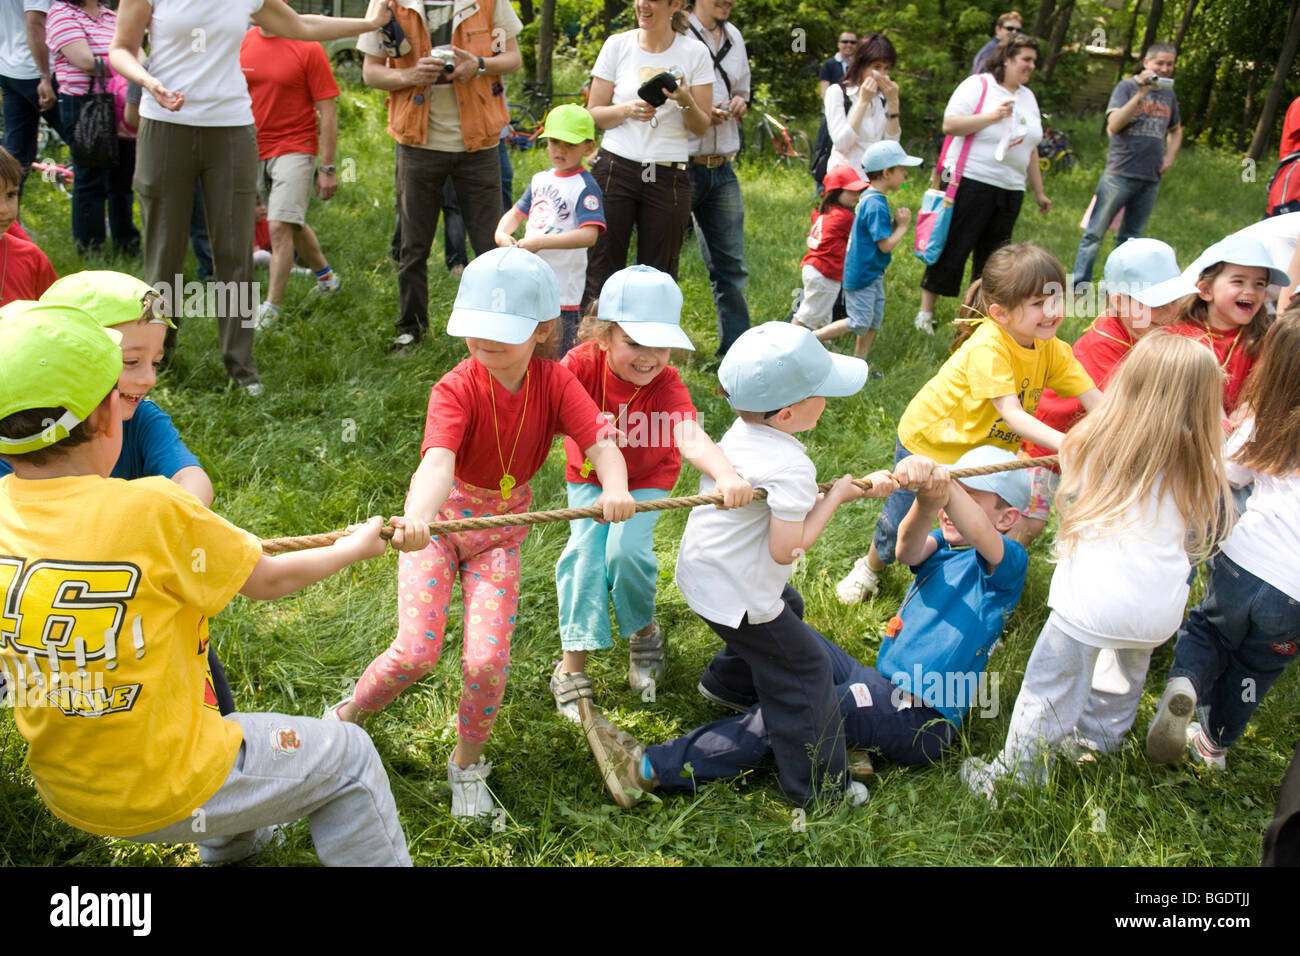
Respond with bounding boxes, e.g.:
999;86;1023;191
943;72;1042;191
1221;416;1300;602
683;13;749;157
1047;481;1191;648
824;80;895;179
675;420;817;627
1;0;49;79
591;29;712;164
515;167;606;308
356;0;522;152
1225;212;1300;284
139;0;264;126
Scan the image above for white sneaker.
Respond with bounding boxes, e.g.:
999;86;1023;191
1187;722;1227;771
960;756;1001;805
447;757;496;819
1146;676;1197;764
549;664;593;725
836;557;880;605
914;311;937;334
314;274;341;294
846;779;870;806
628;623;665;694
243;382;265;398
254;301;279;330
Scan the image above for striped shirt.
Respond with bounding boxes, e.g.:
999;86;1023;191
46;1;116;96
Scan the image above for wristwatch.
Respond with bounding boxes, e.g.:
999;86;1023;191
476;56;486;75
677;101;693;112
320;164;336;176
886;112;900;118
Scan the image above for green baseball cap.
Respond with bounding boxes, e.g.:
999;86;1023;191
0;302;123;455
540;103;596;144
40;270;174;328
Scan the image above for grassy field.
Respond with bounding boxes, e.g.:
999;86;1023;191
2;74;1293;868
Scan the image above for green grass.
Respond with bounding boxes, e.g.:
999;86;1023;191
3;79;1293;868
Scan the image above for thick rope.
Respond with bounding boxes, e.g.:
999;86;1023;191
259;454;1057;554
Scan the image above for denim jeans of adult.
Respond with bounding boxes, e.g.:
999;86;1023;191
1168;553;1300;749
689;161;751;355
2;73;67;184
1071;170;1161;286
58;93;140;254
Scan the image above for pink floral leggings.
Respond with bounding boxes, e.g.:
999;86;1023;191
354;480;530;744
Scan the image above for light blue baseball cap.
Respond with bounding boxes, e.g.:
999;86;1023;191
446;247;561;344
1184;233;1292;288
596;266;694;350
862;140;923;173
1102;238;1198;306
951;445;1030;513
719;322;868;412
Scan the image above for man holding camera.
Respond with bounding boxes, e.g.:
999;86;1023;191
686;0;752;356
1072;42;1182;291
359;0;522;352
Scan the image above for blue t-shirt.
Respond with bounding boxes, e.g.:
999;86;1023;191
0;400;201;482
842;189;893;291
874;529;1028;726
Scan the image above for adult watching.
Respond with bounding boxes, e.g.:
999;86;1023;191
583;0;713;303
109;0;388;395
971;10;1022;76
915;32;1049;334
822;33;900;182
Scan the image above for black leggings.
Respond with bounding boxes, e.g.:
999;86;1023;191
921;176;1025;299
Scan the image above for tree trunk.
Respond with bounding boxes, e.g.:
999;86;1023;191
518;0;534;26
1032;0;1057;38
602;0;622;38
1173;0;1199;51
1248;0;1300;159
1241;64;1260;152
1139;0;1165;57
1043;0;1076;81
536;0;556;94
1115;0;1142;83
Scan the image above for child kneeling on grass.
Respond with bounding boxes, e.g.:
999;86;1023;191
576;446;1028;807
579;321;896;808
0;302;409;866
551;266;752;723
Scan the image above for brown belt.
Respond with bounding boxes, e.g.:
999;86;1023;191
691;153;735;168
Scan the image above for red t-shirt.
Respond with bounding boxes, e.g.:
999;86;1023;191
800;205;854;282
6;221;31;242
0;233;58;307
559;341;698;490
422;356;610;491
1165;320;1254;414
240;30;340;160
1024;314;1135;462
1281;96;1300;157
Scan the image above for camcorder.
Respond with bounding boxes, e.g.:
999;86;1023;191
1140;75;1174;89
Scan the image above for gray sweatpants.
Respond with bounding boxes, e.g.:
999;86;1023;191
991;616;1153;784
130;712;411;867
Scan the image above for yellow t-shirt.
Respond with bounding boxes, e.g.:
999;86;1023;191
898;321;1095;462
0;474;262;837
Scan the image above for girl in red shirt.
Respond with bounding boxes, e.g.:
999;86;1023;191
791;166;870;334
550;267;752;722
327;248;635;821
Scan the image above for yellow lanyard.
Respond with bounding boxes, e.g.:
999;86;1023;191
487;368;529;500
1088;316;1135;351
580;356;641;478
1192;319;1242;372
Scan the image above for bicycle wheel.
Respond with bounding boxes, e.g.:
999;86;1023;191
905;135;938;167
791;129;812;164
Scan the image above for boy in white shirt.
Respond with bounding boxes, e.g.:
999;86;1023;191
578;321;897;807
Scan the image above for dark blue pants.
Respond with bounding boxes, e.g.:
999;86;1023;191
1168;553;1300;748
647;586;847;804
58;93;140;254
0;73;66;186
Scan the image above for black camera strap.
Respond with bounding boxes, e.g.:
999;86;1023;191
688;23;733;97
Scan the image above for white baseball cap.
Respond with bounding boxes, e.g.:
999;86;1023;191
719;322;867;412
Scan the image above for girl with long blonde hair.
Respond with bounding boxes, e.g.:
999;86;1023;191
963;332;1233;794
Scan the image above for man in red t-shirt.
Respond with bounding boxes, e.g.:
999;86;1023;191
1017;238;1196;545
240;19;343;329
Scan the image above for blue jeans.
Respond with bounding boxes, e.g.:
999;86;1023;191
1071;170;1161;286
190;180;214;280
58;93;140;254
871;439;915;565
1168;553;1300;748
0;73;65;183
689;161;750;355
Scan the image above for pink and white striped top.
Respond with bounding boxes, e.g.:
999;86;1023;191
46;1;117;97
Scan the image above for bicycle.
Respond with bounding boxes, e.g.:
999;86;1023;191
1037;125;1078;173
507;81;589;150
746;98;810;168
903;115;946;168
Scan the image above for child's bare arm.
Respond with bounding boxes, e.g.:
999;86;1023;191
894;455;948;566
768;470;898;564
1077;387;1103;412
583;440;636;522
673;418;753;509
876;208;911;253
389;448;456;552
517;224;601;253
991;394;1065;450
495;208;526;246
171;465;214;508
942;479;1005;571
240;516;387;600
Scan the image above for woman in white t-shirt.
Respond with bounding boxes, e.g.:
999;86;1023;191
582;0;712;303
914;33;1051;334
822;33;901;181
109;0;386;394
